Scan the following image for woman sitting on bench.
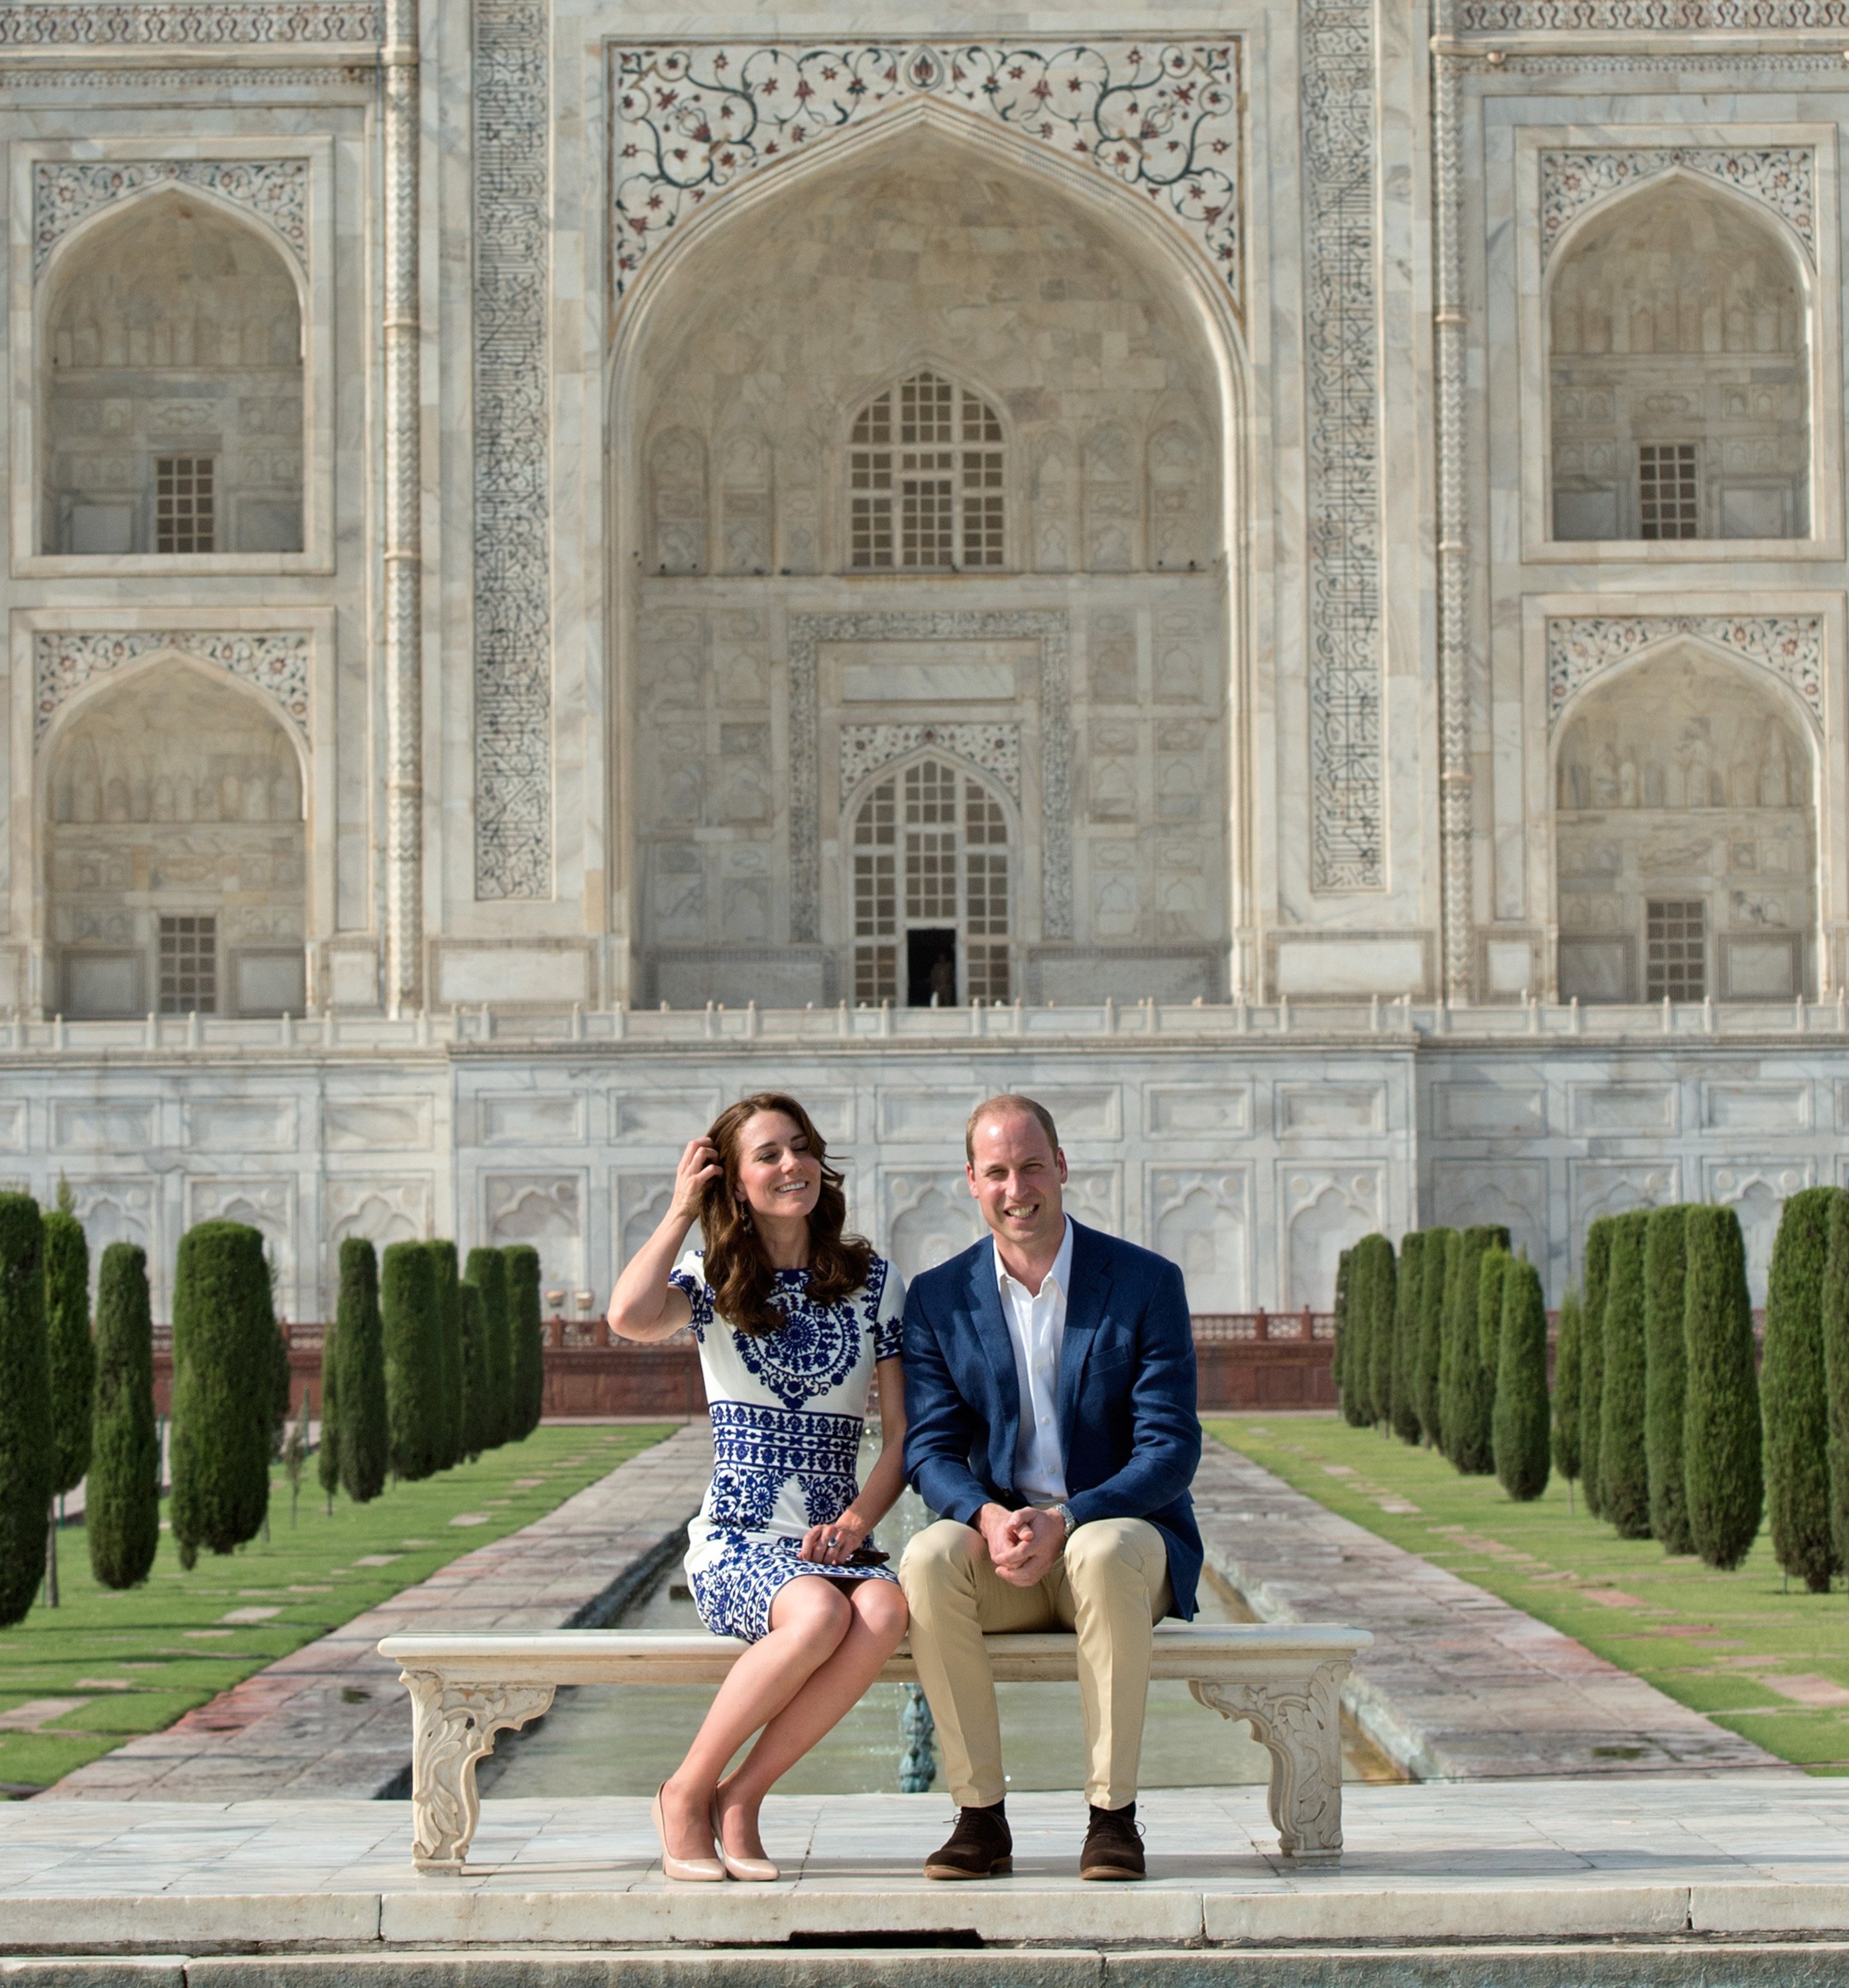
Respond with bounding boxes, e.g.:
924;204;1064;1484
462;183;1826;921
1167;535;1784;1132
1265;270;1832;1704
608;1091;910;1883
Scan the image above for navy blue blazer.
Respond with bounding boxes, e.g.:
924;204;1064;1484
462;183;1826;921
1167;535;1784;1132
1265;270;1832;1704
901;1220;1203;1620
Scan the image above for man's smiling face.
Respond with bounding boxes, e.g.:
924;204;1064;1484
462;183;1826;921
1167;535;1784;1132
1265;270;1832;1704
966;1106;1067;1257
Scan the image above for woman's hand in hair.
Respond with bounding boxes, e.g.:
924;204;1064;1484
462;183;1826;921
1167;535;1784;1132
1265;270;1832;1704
668;1136;723;1225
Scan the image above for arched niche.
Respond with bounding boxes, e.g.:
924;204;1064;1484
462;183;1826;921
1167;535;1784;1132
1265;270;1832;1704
1549;179;1809;543
45;660;307;1017
1554;645;1815;1003
618;121;1231;1009
41;193;304;557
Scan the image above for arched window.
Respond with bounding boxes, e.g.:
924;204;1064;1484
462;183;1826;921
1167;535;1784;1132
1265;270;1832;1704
851;757;1011;1004
848;371;1004;569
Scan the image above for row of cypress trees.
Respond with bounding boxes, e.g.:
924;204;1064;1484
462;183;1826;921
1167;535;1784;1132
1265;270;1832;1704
1761;1187;1849;1594
1333;1223;1551;1500
315;1237;545;1508
1553;1203;1764;1570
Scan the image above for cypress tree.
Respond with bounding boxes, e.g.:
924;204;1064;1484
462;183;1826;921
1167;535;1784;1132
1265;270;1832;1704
1553;1287;1583;1498
88;1242;159;1590
1415;1227;1455;1447
0;1193;52;1626
504;1244;545;1442
1334;1248;1364;1424
459;1278;488;1461
465;1247;511;1449
1762;1186;1840;1592
1390;1233;1425;1445
266;1314;294;1462
1644;1206;1694;1554
1598;1210;1653;1539
1823;1194;1849;1580
42;1204;93;1607
1442;1226;1507;1474
428;1241;461;1470
1351;1235;1395;1429
317;1320;340;1512
1494;1254;1551;1502
335;1239;388;1504
1579;1217;1614;1518
170;1221;272;1570
1683;1203;1764;1572
1457;1242;1507;1474
381;1241;443;1482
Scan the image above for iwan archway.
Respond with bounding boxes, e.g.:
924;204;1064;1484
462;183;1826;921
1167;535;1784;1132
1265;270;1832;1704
604;72;1251;1010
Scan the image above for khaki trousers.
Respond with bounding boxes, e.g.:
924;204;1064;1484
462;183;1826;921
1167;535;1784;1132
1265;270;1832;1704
899;1516;1172;1811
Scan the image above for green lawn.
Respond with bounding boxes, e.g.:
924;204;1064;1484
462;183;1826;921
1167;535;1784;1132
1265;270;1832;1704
1205;1415;1849;1776
0;1423;673;1795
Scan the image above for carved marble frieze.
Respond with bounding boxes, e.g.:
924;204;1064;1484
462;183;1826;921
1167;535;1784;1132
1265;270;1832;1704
472;0;551;901
838;723;1022;805
787;610;1070;946
607;40;1243;318
1300;0;1382;893
1462;0;1849;26
0;0;376;42
1545;615;1824;732
34;630;311;743
1541;148;1814;266
34;158;309;275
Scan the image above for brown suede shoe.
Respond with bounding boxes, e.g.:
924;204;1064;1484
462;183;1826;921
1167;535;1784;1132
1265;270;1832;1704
1080;1801;1145;1881
923;1801;1013;1879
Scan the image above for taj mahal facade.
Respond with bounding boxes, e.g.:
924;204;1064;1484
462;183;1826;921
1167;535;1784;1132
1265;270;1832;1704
3;0;1847;1320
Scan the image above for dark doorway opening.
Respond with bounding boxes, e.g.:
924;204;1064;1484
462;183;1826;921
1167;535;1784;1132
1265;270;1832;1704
907;928;958;1007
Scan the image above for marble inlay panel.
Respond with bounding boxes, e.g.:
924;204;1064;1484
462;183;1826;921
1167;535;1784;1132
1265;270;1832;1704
1545;615;1824;731
34;158;308;274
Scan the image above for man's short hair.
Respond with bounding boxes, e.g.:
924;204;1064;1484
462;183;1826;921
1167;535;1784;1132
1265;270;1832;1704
965;1093;1061;1166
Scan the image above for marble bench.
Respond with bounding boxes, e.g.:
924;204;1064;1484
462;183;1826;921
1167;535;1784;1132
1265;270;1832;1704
378;1622;1372;1873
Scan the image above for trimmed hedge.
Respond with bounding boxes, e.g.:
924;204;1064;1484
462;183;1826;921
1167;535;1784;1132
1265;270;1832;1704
1441;1226;1507;1474
1391;1233;1425;1445
1335;1246;1367;1426
169;1221;273;1570
43;1208;93;1502
505;1244;544;1443
1415;1227;1455;1448
1552;1286;1583;1489
1579;1217;1614;1518
429;1241;463;1470
0;1193;52;1626
459;1279;488;1460
1598;1210;1653;1539
1643;1205;1693;1556
1823;1193;1849;1578
335;1237;388;1504
1762;1186;1840;1592
317;1321;340;1506
465;1248;511;1450
382;1240;444;1482
1683;1203;1764;1572
1493;1254;1551;1502
87;1242;159;1591
1365;1233;1397;1432
1349;1235;1395;1429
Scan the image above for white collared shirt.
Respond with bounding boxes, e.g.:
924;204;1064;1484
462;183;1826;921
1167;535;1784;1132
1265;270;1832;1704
993;1216;1074;1505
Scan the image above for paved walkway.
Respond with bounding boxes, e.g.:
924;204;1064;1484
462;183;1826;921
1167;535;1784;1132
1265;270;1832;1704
1191;1439;1787;1779
42;1425;714;1804
2;1778;1846;1949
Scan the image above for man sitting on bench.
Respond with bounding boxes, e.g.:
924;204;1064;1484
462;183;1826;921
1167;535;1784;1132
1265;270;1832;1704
899;1093;1203;1884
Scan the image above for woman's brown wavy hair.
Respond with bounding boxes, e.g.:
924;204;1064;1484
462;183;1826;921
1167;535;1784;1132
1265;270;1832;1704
701;1092;873;1335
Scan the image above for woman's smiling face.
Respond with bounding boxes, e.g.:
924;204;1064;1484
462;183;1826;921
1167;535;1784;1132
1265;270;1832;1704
731;1109;822;1225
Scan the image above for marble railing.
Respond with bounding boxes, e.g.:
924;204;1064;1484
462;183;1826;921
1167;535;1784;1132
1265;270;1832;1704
5;993;1849;1053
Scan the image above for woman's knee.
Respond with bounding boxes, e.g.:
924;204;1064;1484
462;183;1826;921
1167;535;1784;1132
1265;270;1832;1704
852;1579;910;1647
769;1575;853;1652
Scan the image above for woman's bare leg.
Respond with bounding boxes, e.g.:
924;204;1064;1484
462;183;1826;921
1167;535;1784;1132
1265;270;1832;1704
716;1580;909;1861
658;1577;852;1861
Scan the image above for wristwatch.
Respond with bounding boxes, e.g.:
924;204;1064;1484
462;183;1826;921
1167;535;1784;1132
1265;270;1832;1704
1050;1502;1076;1539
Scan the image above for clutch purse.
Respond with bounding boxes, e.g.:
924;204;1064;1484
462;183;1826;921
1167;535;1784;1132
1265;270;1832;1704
844;1543;889;1567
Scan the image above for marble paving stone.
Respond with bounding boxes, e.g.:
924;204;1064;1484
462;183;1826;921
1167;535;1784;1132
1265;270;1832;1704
42;1428;713;1805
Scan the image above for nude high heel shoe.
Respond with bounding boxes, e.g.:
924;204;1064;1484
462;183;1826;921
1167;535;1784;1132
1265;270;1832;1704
712;1791;781;1882
651;1783;726;1882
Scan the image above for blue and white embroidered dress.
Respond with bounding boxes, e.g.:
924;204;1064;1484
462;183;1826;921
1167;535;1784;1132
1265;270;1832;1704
670;1247;905;1642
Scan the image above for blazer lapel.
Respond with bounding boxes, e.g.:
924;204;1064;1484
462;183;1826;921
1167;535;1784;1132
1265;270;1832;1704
1057;1221;1113;1455
963;1241;1021;1463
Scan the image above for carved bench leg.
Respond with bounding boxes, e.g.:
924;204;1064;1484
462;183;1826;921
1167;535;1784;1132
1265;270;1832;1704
398;1668;556;1871
1190;1661;1348;1866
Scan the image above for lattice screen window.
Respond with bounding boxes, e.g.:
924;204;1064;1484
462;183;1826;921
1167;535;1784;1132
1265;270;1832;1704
850;758;1011;1003
158;913;217;1014
155;457;215;554
1646;898;1705;1003
1638;443;1698;541
849;372;1005;570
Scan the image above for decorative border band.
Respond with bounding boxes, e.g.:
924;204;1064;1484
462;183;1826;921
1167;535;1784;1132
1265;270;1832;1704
0;0;377;41
34;630;311;741
1541;146;1813;264
1545;614;1824;728
34;158;308;274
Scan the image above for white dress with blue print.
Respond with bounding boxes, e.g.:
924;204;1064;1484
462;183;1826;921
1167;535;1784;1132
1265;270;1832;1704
669;1246;905;1643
